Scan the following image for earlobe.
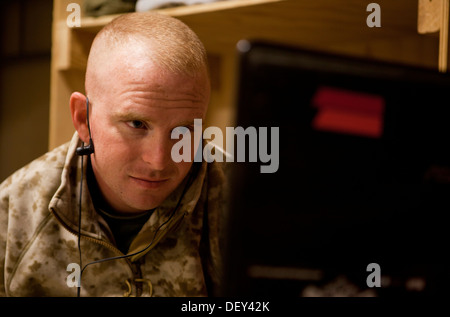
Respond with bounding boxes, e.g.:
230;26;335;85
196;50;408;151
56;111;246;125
70;92;90;144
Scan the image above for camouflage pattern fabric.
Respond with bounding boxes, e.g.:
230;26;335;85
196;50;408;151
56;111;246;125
0;132;228;297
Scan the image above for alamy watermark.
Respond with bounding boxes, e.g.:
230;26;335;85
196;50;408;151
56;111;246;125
366;262;381;288
66;3;81;28
366;3;381;28
64;1;382;288
171;119;279;174
66;2;382;29
66;263;81;288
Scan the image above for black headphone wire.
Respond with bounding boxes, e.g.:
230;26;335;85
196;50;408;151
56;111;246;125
76;152;84;297
75;158;197;297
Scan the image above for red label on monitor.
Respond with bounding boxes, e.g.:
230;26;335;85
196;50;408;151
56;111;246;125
311;86;385;138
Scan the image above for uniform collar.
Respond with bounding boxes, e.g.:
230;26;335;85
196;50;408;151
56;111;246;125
49;132;208;249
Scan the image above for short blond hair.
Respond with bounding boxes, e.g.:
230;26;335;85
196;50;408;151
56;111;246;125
87;11;208;77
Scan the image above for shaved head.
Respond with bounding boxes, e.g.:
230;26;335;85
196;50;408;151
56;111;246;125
85;12;210;103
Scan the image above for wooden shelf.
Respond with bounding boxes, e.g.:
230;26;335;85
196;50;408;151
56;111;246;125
49;0;442;149
78;0;282;32
53;0;283;71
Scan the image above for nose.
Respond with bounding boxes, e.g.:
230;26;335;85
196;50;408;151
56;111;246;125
141;132;172;171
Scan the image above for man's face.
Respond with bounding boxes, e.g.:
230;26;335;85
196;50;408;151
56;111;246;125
88;52;209;214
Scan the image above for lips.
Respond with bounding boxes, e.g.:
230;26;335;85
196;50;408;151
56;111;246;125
130;176;169;189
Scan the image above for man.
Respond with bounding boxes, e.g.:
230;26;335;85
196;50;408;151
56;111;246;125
0;12;227;297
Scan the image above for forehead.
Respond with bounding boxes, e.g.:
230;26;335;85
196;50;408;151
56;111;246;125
94;63;210;123
87;41;210;103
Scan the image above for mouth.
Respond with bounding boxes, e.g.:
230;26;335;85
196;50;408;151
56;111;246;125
129;176;169;189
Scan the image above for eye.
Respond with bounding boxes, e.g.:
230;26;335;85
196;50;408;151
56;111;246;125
126;120;146;129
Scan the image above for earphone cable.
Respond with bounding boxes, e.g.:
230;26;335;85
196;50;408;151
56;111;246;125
76;161;196;296
77;151;84;297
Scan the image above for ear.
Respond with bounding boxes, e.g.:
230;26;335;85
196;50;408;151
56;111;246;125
70;92;90;144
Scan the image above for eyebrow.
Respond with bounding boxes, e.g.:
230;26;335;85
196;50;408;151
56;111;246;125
111;110;203;127
111;110;150;122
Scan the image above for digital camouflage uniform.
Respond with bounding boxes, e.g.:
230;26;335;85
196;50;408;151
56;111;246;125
0;132;228;297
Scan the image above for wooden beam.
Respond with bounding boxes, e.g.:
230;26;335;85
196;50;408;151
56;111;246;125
418;0;441;33
418;0;449;72
439;0;449;72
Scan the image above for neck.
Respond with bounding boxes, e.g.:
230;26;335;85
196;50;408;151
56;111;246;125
86;157;150;217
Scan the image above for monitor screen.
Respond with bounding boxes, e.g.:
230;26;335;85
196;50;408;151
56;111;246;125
221;40;450;297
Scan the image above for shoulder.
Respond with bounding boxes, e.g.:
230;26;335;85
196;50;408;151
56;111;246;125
0;141;71;201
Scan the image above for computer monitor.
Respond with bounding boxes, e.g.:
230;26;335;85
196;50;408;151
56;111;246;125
221;40;450;297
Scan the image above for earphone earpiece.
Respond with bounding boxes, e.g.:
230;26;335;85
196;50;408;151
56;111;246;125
76;142;94;156
76;97;94;156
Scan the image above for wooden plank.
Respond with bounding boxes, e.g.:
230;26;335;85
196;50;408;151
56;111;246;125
439;0;449;72
69;0;436;66
418;0;441;34
78;0;283;32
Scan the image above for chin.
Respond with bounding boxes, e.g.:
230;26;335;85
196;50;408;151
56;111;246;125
127;196;167;212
